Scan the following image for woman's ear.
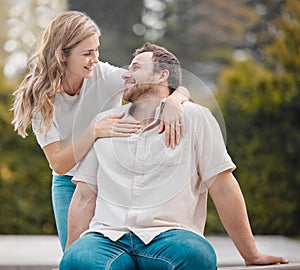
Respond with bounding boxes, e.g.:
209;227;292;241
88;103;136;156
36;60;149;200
61;50;66;62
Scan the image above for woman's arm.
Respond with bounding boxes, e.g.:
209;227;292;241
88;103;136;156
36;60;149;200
43;112;140;175
159;86;190;148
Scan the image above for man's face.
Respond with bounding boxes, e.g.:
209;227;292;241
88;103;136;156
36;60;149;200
122;52;161;102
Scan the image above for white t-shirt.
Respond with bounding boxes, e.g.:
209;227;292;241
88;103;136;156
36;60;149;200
32;61;124;176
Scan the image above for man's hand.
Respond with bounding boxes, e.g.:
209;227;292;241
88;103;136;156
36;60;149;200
245;253;288;266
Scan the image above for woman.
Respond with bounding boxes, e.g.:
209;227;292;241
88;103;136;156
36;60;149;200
12;11;188;251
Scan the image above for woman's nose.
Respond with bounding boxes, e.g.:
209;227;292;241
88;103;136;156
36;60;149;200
91;51;99;62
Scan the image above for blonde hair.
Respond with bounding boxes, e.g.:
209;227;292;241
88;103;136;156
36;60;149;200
12;11;100;138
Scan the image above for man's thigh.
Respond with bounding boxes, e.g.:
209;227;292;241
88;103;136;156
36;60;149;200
59;232;136;270
136;229;217;270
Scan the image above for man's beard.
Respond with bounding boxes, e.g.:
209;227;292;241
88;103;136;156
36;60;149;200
123;82;160;103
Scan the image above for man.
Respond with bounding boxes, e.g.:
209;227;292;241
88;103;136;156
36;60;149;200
60;43;288;269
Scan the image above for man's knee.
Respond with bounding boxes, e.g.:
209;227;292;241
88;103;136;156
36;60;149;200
59;255;78;269
162;230;216;269
179;237;217;269
59;248;94;270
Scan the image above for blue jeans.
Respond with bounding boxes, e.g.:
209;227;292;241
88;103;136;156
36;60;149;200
52;175;76;251
60;230;217;270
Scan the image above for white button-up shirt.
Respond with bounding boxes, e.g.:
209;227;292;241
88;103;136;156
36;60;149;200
73;101;236;244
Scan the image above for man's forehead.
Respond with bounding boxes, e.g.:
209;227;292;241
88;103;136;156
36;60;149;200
131;51;153;65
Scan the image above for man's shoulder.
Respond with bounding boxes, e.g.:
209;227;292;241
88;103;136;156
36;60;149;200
183;101;211;117
94;103;131;121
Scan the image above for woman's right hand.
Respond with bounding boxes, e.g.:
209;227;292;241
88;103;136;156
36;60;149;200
94;112;141;139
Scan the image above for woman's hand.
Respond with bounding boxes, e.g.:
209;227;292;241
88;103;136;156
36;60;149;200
94;112;141;139
159;98;185;149
159;86;189;148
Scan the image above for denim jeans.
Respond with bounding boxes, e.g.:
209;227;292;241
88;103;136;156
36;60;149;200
52;174;76;251
60;229;217;270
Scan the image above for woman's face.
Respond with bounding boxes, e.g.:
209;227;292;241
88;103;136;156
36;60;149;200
64;33;100;80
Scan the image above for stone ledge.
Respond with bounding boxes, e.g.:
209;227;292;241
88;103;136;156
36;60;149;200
218;263;300;270
0;263;299;270
0;266;56;270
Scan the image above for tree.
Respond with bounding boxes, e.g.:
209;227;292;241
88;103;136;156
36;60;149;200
0;74;55;234
215;0;300;235
0;0;65;234
68;0;144;66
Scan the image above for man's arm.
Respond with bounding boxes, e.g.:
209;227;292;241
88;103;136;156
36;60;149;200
208;170;288;266
65;181;97;249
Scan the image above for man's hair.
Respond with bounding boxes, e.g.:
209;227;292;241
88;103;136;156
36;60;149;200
134;42;182;94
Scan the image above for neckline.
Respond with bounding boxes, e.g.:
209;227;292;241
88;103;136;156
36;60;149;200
61;79;86;100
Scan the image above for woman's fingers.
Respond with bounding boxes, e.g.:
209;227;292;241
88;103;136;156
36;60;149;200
98;111;185;143
94;114;141;138
109;112;125;119
159;100;185;148
112;123;141;134
159;120;183;148
175;122;181;145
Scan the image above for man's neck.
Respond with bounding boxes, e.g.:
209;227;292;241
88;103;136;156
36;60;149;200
129;98;162;128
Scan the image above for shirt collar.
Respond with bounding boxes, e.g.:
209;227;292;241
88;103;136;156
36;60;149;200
125;98;166;134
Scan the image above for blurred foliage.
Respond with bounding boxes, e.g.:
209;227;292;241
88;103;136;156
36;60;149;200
157;0;285;86
0;73;54;234
0;1;62;234
67;0;145;67
214;0;300;235
161;0;260;65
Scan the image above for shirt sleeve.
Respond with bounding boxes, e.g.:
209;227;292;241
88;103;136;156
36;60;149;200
99;61;120;77
99;61;125;101
72;145;98;185
32;112;60;148
194;106;236;189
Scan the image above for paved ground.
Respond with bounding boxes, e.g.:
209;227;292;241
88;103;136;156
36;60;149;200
0;235;299;269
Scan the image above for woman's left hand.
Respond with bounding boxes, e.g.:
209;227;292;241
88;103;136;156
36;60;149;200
159;97;185;148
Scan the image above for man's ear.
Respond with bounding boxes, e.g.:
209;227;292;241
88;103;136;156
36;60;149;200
159;69;169;81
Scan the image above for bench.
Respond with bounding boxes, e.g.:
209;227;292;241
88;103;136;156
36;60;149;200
218;263;300;269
